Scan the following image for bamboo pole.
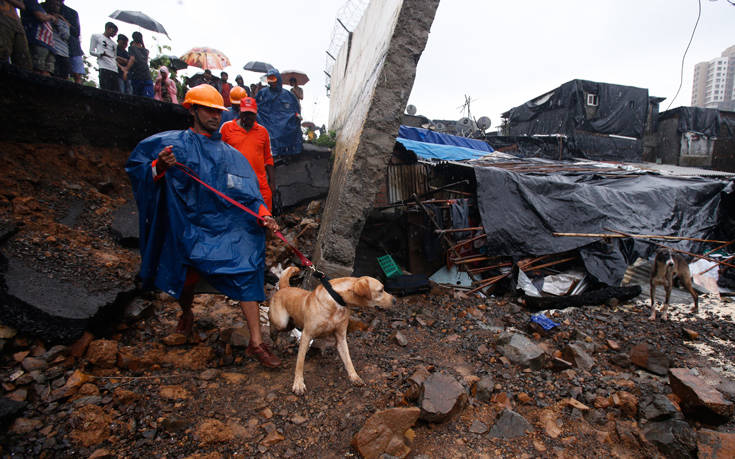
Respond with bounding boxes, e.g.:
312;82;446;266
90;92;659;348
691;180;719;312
703;239;735;256
448;233;487;252
553;232;728;244
523;256;578;272
435;227;484;234
606;228;735;270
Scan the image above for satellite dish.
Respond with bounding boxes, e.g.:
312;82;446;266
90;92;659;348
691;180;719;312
435;122;446;131
477;116;492;131
406;104;417;115
458;117;473;128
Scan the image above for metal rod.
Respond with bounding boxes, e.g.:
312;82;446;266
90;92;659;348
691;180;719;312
336;18;350;33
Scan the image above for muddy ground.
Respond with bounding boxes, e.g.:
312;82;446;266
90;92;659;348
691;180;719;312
1;141;734;458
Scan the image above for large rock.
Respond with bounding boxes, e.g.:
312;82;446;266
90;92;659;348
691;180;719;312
488;409;533;439
496;332;546;370
630;343;669;376
0;257;135;343
642;419;696;459
85;339;118;368
195;419;235;444
562;342;595;370
418;372;468;423
110;200;139;248
669;368;734;424
640;394;681;421
697;429;735;459
474;375;495;402
351;407;420;459
69;405;113;447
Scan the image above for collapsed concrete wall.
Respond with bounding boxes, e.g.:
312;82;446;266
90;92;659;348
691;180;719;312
313;0;440;276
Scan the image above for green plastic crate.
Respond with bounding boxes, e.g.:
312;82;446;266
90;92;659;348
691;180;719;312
377;255;402;278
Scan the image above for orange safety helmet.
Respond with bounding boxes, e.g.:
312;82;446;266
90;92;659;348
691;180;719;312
229;86;247;105
182;84;227;110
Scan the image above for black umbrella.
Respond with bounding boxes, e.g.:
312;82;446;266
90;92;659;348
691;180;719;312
109;10;169;37
150;55;188;70
243;61;275;73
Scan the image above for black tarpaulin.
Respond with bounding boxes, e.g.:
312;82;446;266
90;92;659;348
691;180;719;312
659;107;721;137
503;79;650;138
475;166;731;285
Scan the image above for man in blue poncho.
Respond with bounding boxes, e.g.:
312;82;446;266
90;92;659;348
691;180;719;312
255;69;303;156
125;84;282;368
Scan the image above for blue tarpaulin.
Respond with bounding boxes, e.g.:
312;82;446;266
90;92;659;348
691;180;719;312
125;129;268;301
398;126;493;152
396;137;490;161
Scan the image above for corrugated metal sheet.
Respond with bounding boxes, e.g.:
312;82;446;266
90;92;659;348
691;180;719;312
621;259;699;304
386;163;430;203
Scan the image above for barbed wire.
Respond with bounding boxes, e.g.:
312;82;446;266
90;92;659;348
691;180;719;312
324;0;370;96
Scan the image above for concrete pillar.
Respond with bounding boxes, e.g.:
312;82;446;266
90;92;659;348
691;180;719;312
312;0;440;277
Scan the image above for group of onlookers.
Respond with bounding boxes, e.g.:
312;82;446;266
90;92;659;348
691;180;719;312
1;0;84;81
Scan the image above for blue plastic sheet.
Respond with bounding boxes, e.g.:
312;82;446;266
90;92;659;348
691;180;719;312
255;70;303;156
530;313;560;331
125;129;267;301
398;126;494;152
396;137;489;161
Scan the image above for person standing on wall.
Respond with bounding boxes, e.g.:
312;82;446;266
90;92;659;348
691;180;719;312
0;0;32;70
59;0;83;83
88;21;117;90
127;31;153;98
115;33;132;94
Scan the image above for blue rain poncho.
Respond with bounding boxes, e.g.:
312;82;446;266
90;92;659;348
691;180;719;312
255;69;303;156
125;129;268;301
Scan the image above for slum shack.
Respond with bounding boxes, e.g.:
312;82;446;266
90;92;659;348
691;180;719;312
356;125;735;308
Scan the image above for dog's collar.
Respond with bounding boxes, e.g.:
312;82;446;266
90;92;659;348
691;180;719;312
312;270;347;306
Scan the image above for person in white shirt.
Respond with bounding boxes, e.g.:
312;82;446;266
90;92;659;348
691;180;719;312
89;21;117;91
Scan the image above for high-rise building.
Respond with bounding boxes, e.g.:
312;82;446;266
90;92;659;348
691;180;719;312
691;45;735;111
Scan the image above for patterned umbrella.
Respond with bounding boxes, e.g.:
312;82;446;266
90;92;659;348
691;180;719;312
180;47;231;70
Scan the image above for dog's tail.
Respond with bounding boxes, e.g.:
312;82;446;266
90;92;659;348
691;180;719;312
279;266;300;290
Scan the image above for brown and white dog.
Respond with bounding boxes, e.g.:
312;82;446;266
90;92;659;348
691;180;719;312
649;248;698;320
268;267;397;394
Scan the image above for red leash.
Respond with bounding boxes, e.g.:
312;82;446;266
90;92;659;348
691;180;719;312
173;162;313;269
174;162;348;306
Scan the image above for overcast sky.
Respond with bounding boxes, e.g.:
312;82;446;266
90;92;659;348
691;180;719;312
69;0;735;130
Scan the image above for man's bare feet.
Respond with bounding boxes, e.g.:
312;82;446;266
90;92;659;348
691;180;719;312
175;310;194;335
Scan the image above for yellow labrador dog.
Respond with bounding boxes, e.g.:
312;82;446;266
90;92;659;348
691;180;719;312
269;267;397;394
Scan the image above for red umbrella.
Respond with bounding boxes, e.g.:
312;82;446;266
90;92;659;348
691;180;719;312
281;70;309;86
180;47;231;70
